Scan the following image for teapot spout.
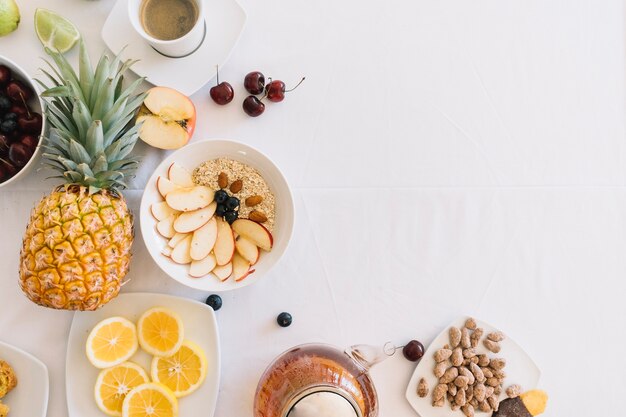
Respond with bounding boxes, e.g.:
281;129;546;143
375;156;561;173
345;343;395;371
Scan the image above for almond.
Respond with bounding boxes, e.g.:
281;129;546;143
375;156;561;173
230;179;243;193
245;195;263;206
218;172;228;188
249;210;268;223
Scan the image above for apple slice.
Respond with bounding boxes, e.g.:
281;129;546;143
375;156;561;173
166;186;214;212
157;176;182;198
161;246;173;257
232;219;273;251
156;214;177;238
168;162;195;188
235;236;260;265
173;202;216;233
189;253;217;278
232;253;255;282
190;217;217;261
212;262;232;282
171;235;193;264
214;217;235;265
151;201;179;221
168;232;189;248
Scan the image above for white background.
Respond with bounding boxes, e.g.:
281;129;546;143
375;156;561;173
0;0;624;416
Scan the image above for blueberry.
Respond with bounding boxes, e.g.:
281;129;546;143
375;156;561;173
277;312;292;327
0;95;10;112
215;203;227;217
226;196;240;210
224;210;238;224
3;112;16;121
215;189;228;204
0;119;17;134
205;294;222;311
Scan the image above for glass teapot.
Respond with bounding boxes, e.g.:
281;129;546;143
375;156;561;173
254;343;394;417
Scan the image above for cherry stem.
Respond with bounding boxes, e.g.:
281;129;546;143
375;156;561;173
286;77;306;92
19;92;31;118
215;65;220;85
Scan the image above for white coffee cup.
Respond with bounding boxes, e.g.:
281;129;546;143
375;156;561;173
128;0;205;58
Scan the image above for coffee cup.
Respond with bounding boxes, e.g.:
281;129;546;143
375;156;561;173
128;0;205;58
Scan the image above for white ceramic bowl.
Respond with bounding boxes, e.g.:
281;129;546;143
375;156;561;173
0;55;46;189
140;139;295;291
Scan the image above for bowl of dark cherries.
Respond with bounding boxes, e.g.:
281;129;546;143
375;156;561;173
0;56;45;188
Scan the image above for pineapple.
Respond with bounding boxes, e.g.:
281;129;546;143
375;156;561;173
19;41;146;310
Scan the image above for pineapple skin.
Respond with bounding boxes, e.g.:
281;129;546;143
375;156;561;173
19;187;133;311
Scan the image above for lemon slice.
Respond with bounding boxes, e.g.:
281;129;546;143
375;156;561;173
86;317;139;369
137;307;184;357
150;340;207;398
122;383;178;417
95;362;149;417
34;8;80;53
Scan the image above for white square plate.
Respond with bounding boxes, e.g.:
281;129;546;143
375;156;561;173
66;292;221;417
0;341;49;417
405;316;541;417
102;0;246;96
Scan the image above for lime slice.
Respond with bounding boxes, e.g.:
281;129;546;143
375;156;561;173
34;8;80;53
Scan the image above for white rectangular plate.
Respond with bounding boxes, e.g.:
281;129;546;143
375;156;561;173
66;292;220;417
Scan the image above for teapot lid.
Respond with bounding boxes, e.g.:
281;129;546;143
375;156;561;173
287;391;359;417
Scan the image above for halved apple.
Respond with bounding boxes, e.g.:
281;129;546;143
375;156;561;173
235;236;260;265
173;202;216;233
189;253;217;278
214;217;235;265
212;262;232;282
168;232;189;248
171;235;193;264
157;176;182;198
168;162;195;187
232;253;255;282
137;87;196;150
190;217;217;261
156;214;177;238
232;219;273;251
166;186;214;212
151;201;179;221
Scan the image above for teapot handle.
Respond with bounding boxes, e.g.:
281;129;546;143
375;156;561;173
345;342;396;371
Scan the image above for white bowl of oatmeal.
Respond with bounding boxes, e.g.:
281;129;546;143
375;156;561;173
139;139;294;291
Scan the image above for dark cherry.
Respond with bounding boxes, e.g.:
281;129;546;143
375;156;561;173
244;71;265;95
18;113;42;134
10;105;28;117
242;95;265;117
0;159;18;178
266;77;305;103
402;340;425;362
9;142;33;167
6;80;32;102
209;66;234;105
0;65;11;86
20;134;38;149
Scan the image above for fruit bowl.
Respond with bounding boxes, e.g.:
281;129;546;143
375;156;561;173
140;139;294;291
0;55;46;188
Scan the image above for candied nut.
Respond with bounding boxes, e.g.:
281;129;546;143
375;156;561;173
483;339;501;353
506;384;522;398
439;367;458;384
434;348;452;362
461;403;475;417
469;397;479;408
461;328;471;348
470;356;479;364
230;179;243;193
245;195;263;206
448;383;457;396
449;327;462;348
469;362;485;383
432;397;444;407
477;354;490;367
417;378;429;397
487;395;499;412
473;383;486;402
485;386;495;398
433;383;448;401
462;358;471;366
459;367;475;385
482;367;493;378
455;388;466;407
451;402;461;411
490;358;506;371
249;210;268;223
463;348;476;359
493;369;506;379
434;360;448;378
479;400;492;412
494;386;502;396
486;377;500;387
465;318;477;330
218;172;229;188
451;348;463;366
470;328;483;348
447;392;455;403
466;384;474;401
454;376;470;388
487;331;505;342
443;344;450;349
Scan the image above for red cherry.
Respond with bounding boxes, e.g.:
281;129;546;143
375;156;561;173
18;113;42;134
6;80;32;102
0;159;18;179
266;77;305;103
244;71;266;95
10;105;28;117
20;134;38;150
242;95;265;117
8;142;33;167
0;65;11;86
402;340;425;362
209;66;234;105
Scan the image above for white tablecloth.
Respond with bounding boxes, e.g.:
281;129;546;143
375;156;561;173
1;0;624;416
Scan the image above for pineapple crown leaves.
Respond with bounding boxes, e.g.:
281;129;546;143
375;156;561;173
37;40;147;194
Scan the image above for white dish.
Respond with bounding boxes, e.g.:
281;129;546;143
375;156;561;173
66;292;221;417
405;316;541;417
140;139;295;292
101;0;247;96
0;341;49;417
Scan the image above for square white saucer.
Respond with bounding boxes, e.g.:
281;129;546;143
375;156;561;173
102;0;246;96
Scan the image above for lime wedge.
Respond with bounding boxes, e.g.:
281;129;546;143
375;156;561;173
34;9;80;53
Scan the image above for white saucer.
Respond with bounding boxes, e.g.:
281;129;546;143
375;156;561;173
101;0;246;96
